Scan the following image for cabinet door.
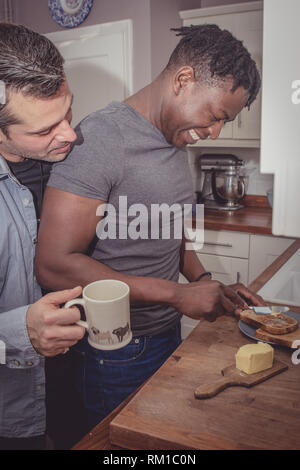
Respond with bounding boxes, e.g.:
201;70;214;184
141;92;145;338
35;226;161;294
260;0;300;238
180;253;249;339
232;11;263;139
248;235;294;283
195;229;250;259
198;253;249;285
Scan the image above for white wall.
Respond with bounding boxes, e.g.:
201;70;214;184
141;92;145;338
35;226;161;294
150;0;202;79
6;0;152;93
0;0;202;92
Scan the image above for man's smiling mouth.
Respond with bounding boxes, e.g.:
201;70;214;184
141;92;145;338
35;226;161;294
189;129;199;142
188;129;209;142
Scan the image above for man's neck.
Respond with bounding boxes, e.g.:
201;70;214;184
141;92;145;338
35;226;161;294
0;150;25;163
124;74;165;133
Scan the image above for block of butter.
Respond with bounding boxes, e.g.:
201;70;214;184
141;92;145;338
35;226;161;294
235;342;274;374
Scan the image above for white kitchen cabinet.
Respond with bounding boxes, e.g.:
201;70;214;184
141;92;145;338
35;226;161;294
197;253;248;285
180;1;263;147
183;229;294;286
196;229;250;259
260;0;300;238
179;252;248;285
248;234;294;284
232;11;263;140
194;229;249;285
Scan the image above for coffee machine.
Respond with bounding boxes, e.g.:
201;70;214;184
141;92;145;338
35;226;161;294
196;154;247;211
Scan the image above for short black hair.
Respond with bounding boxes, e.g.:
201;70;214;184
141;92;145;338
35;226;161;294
167;24;261;109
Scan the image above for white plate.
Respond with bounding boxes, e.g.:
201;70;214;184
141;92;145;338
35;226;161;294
48;0;94;28
238;307;299;347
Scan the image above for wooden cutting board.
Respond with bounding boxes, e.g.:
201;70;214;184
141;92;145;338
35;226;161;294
194;359;288;399
255;327;300;347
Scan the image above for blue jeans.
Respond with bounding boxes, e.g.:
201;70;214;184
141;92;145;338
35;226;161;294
77;322;182;431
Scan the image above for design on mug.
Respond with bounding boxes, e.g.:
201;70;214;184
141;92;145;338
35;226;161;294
112;322;130;342
90;326;113;345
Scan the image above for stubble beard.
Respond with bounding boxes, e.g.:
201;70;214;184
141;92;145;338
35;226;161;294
1;142;70;163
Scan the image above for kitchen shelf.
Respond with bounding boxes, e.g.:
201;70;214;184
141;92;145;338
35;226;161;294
188;139;260;149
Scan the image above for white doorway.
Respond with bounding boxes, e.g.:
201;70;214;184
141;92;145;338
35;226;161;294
46;20;133;126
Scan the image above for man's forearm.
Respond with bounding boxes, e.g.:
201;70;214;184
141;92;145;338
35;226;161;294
36;252;180;307
35;189;249;321
36;249;252;322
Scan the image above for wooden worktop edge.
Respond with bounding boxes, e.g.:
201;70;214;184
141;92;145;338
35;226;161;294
243;195;270;208
203;219;272;235
249;238;300;313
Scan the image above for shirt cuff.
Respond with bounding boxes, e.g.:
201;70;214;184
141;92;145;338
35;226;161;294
0;305;41;369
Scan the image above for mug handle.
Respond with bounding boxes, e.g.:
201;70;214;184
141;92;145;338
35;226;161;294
65;298;89;329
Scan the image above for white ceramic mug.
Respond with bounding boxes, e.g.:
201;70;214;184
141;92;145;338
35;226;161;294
65;279;132;350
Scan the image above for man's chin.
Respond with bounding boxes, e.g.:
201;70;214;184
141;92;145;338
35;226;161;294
45;153;69;163
45;144;72;162
169;137;187;149
174;141;188;149
33;151;68;163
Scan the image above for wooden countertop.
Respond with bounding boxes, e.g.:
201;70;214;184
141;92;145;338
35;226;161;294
109;316;300;450
201;196;273;234
73;238;300;451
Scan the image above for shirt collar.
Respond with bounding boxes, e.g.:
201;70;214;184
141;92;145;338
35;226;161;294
0;154;22;186
0;154;12;176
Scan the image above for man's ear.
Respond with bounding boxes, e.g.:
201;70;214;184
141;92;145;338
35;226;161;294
0;129;6;144
0;126;9;144
173;66;195;95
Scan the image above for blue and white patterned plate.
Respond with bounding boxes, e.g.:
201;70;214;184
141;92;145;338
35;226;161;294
48;0;94;28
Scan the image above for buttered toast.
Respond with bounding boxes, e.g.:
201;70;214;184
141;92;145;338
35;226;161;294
240;309;298;335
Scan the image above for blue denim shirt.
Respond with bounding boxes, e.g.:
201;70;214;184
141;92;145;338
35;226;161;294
0;155;45;438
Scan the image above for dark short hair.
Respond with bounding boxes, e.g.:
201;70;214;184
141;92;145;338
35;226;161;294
0;23;65;135
167;24;261;109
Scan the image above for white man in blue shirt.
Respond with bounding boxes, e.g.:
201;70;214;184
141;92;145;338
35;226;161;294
0;23;85;450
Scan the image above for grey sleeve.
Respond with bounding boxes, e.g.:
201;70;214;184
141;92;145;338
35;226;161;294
48;114;125;201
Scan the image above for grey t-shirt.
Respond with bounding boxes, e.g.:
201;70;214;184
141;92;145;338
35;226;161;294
48;101;193;335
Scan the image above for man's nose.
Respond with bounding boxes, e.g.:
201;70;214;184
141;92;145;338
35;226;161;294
207;120;224;140
55;120;77;143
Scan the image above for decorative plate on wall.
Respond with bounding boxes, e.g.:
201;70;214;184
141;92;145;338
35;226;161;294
48;0;94;28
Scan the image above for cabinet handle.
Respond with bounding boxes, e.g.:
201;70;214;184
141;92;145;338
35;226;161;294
238;113;242;129
202;242;233;248
236;271;241;283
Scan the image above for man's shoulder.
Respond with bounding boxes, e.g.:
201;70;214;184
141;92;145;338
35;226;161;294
76;101;128;137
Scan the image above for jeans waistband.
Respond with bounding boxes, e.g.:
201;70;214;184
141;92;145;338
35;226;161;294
133;321;181;339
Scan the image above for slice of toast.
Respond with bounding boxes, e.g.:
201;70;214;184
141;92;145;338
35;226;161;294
240;309;298;335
